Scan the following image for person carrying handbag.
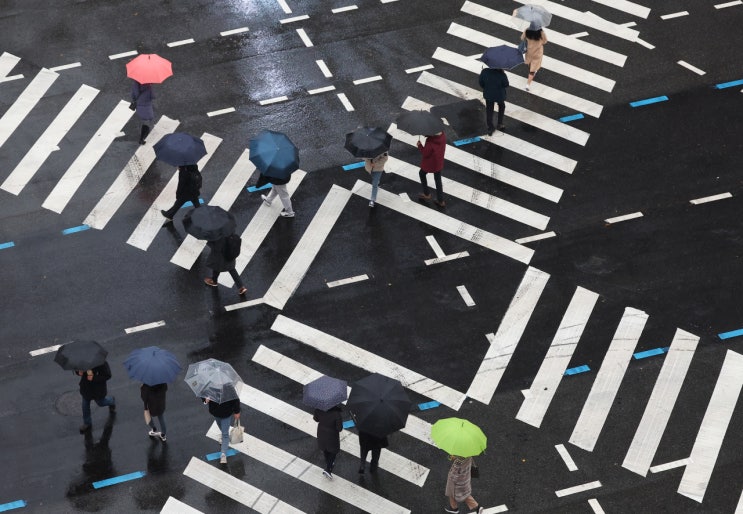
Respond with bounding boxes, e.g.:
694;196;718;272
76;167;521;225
444;455;483;514
363;151;388;208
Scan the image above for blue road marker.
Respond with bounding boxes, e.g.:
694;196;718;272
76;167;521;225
0;241;15;250
718;328;743;340
453;137;481;146
629;96;669;107
633;347;669;360
61;224;90;235
247;183;273;192
418;401;441;411
564;365;590;376
714;79;743;89
342;162;365;171
0;500;26;512
342;419;355;429
92;471;145;489
206;449;238;461
182;198;205;208
559;113;584;123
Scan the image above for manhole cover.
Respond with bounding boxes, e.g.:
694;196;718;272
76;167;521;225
56;390;81;416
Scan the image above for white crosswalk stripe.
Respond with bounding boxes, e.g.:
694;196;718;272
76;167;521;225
0;52;22;80
160;496;204;514
0;68;58;148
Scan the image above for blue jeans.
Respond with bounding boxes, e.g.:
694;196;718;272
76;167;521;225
370;171;383;202
215;416;232;454
82;396;115;426
148;415;167;436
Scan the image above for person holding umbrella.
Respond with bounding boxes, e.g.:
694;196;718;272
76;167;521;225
357;430;388;474
313;405;343;480
76;362;116;434
203;386;241;464
127;53;172;144
249;130;300;218
131;80;155;145
160;164;202;222
363;151;388;208
257;172;294;218
479;66;509;135
521;27;548;91
417;131;447;208
204;233;247;296
445;455;483;514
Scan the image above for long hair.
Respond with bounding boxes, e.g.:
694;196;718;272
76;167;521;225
525;28;543;41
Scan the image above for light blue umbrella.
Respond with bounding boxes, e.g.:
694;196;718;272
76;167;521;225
248;130;300;180
303;375;348;411
124;346;182;385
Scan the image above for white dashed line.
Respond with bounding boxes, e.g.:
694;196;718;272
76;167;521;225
405;64;434;74
337;93;354;111
715;0;742;8
660;11;689;19
0;74;23;83
677;60;706;75
620;21;638;28
206;107;236;117
280;14;309;24
353;75;383;85
276;0;292;13
327;274;369;288
516;231;556;244
456;285;476;307
605;212;643;224
124;320;166;334
296;28;313;47
167;38;195;47
555;444;579;471
49;62;81;72
650;458;689;473
588;499;606;514
29;344;62;357
570;32;589;38
636;38;655;49
424;252;469;266
332;5;358;13
308;85;336;95
224;298;265;312
220;27;249;36
690;192;732;205
316;59;332;77
259;96;289;106
555;481;602;497
108;50;138;60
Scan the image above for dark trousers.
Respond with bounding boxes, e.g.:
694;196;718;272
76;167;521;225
163;195;200;219
360;448;381;471
485;99;505;130
323;450;337;473
419;169;444;202
211;268;244;289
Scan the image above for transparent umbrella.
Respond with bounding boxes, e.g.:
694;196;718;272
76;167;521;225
512;4;552;30
184;358;242;403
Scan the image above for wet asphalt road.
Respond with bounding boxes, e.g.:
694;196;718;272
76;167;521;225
1;0;743;513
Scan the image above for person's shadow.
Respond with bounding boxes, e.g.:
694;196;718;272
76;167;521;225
65;413;116;508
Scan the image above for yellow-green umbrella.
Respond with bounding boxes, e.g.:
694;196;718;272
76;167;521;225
431;417;487;457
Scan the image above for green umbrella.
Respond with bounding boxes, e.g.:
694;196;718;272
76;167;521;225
431;417;487;457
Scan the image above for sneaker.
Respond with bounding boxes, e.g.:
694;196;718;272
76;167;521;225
160;210;172;221
434;200;446;208
219;453;227;464
148;430;160;438
369;201;375;208
79;424;91;434
238;287;247;295
204;278;217;287
108;397;116;412
444;506;459;514
261;194;271;206
525;85;530;91
159;433;167;442
418;193;432;200
280;210;295;218
322;470;333;480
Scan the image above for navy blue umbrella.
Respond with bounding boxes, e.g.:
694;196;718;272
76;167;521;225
478;45;524;70
153;132;208;166
303;375;348;411
249;130;300;180
124;346;182;385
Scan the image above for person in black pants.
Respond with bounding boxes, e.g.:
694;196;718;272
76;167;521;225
161;164;201;222
76;362;116;433
358;430;388;474
479;67;509;135
314;405;343;479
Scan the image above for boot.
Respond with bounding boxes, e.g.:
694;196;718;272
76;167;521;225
139;125;150;145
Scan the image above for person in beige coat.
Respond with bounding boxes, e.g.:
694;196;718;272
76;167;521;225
444;455;483;514
521;28;548;90
363;151;388;208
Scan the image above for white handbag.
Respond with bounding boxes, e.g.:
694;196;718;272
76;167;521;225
229;418;244;444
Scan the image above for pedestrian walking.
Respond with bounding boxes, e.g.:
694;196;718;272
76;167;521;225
131;80;155;144
76;362;116;434
141;383;168;442
258;173;295;218
444;455;483;514
479;67;509;135
314;405;343;479
417;131;447;208
161;164;202;222
203;233;247;296
358;430;388;474
363;151;388;208
202;390;240;464
520;28;548;91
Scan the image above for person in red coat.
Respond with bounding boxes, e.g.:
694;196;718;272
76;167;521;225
417;131;447;208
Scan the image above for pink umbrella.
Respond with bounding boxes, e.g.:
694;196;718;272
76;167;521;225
126;53;173;84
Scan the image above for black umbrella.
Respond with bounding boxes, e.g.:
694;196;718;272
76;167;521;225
347;373;411;438
153;132;208;167
395;110;445;136
54;340;108;371
344;127;392;158
183;205;236;241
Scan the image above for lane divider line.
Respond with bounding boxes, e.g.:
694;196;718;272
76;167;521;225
0;500;26;512
281;15;310;24
124;320;166;334
108;50;138;60
629;96;668;107
327;275;369;288
714;78;743;89
677;60;705;75
220;27;248;36
718;328;743;340
555;481;602;497
565;365;590;376
167;39;195;47
0;241;15;250
690;192;732;204
206;107;235;117
605;211;643;224
92;471;145;489
61;224;90;235
660;11;689;19
555;444;578;471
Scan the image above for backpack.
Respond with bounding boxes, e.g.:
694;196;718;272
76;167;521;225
223;234;241;260
188;166;202;192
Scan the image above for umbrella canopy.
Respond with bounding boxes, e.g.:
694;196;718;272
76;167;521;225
183;205;236;242
347;373;411;438
249;130;300;180
153;132;207;167
478;45;524;70
513;4;552;30
184;358;241;403
126;53;173;84
431;417;487;457
54;340;108;371
395;110;445;136
124;346;182;385
303;375;348;412
344;127;392;158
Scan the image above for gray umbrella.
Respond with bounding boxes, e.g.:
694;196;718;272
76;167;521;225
54;340;108;371
513;4;552;30
303;375;348;411
184;358;241;403
395;110;445;136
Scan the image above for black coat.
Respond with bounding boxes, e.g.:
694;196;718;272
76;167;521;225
479;68;509;102
141;383;167;417
206;237;235;272
314;407;343;453
176;165;201;199
359;430;389;453
206;397;240;419
256;172;289;187
77;362;111;400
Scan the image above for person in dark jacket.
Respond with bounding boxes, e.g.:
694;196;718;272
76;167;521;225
76;362;115;433
131;80;155;144
258;172;295;218
203;234;247;295
161;164;201;222
417;131;447;208
358;430;388;474
314;405;343;479
141;383;168;442
202;390;241;464
479;67;509;135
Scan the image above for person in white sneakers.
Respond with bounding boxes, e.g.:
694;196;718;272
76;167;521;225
256;173;294;218
202;391;241;464
141;383;168;442
445;455;484;514
363;151;388;208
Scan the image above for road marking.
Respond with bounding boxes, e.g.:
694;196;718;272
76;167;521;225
482;507;509;514
29;344;61;357
605;211;643;224
588;498;606;514
236;381;429;486
570;307;647;451
679;350;743;503
273;315;467;410
49;62;81;72
467;267;549;404
715;0;742;7
0;74;23;83
418;401;440;411
84;115;180;230
281;14;310;23
635;38;655;49
259;96;289;105
405;64;433;74
457;285;476;307
184;458;304;513
591;0;650;18
327;274;369;288
516;287;599;427
630;96;669;107
623;329;698;476
425;252;469;265
206;426;411;514
92;471;145;489
476;128;577;174
660;11;689;20
719;327;743;339
308;85;336;94
2;84;98;195
167;38;195;47
620;21;638;27
224;298;264;311
332;5;358;13
565;365;590;375
276;0;292;13
124;320;166;334
108;50;138;60
516;232;556;244
715;79;743;89
555;481;602;497
0;500;26;512
453;136;480;146
296;28;313;47
161;497;204;514
555;444;578;471
649;458;689;473
206;107;235;116
353;75;383;85
0;68;58;149
61;225;90;235
42;100;133;213
633;347;669;359
0;241;15;250
205;449;239;461
315;59;332;77
0;52;21;79
570;31;589;38
352;181;534;264
220;27;249;36
337;93;355;111
690;192;732;205
677;60;706;75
